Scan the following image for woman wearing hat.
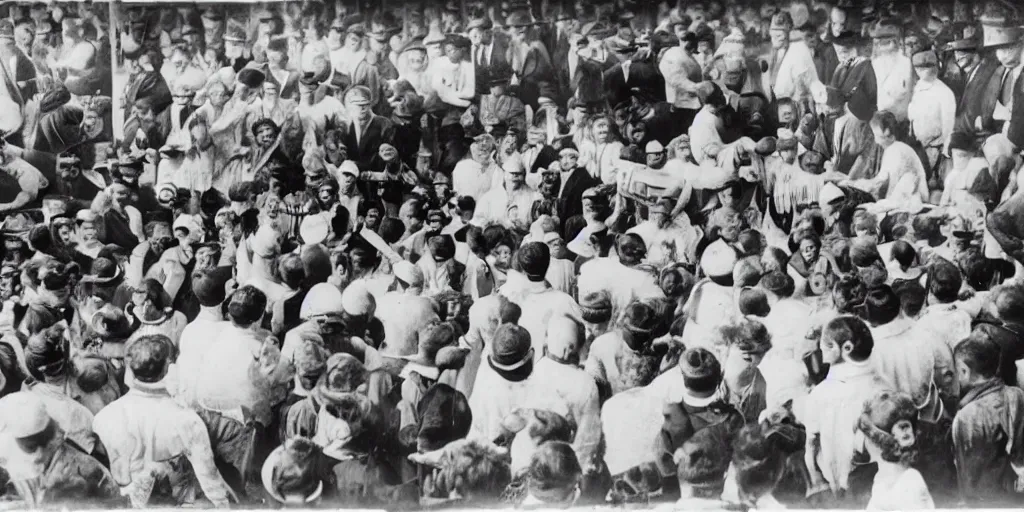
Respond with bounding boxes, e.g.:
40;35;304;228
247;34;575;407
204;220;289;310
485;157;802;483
856;391;934;509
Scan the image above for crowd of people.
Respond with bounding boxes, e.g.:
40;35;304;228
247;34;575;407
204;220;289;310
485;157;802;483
2;0;1024;508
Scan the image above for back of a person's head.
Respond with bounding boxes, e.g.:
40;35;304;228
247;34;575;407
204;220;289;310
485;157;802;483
457;195;476;214
438;440;512;501
891;240;916;268
378;217;406;244
615;233;646;266
759;270;794;299
528;442;582;503
227;285;268;327
862;285;900;326
823;315;874;362
732;423;785;503
954;331;1001;379
733;257;764;288
957;247;994;291
278;254;306;290
892;279;926;318
738;287;770;317
870;109;899;135
995;284;1024;323
127;335;173;383
675;423;731;491
927;258;962;303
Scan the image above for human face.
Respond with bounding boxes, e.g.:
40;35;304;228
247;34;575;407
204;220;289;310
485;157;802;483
364;208;382;229
446;44;465;63
996;45;1024;69
778;103;796;126
468;27;484;46
505;168;526;189
510;25;528;42
56;225;73;245
191;123;211;150
344;32;362;50
318;186;336;205
592;119;610;142
171;51;188;73
719;210;741;242
955;50;976;70
830;8;847;36
819;332;843;364
348;102;372;124
79;221;96;241
255;126;276;147
873;37;897;55
800;238;819;263
304;23;319;43
914;65;937;81
399;204;419;232
15;25;33;48
111;185;131;205
560;152;578;171
546;238;566;258
208;84;230;108
646;152;666;168
904;37;923;57
406;50;426;70
871;124;892;147
780;148;797;165
305;170;326;191
491;245;512;269
770;28;788;48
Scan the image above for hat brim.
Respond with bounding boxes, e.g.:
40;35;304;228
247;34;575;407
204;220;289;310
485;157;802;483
81;264;123;285
261;446;325;505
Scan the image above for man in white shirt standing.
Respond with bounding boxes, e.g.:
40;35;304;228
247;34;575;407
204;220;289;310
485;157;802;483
907;50;955;171
764;11;820;105
870;19;914;124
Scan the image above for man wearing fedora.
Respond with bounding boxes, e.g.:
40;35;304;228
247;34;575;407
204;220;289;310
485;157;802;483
942;25;982;100
467;15;510;97
763;11;821;106
339;86;395;172
506;12;556;111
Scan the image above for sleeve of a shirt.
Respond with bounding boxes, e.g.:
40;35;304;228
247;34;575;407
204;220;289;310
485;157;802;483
574;376;603;472
941;86;956;150
181;414;234;507
11;160;45;197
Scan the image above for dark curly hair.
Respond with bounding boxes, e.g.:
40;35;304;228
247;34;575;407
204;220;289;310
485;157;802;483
857;391;918;465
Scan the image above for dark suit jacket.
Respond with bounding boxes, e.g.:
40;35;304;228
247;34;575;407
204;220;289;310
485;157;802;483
1007;72;1024;149
814;44;840;86
524;145;558;175
954;57;1002;137
474;37;510;96
4;46;37;100
603;59;666;109
340;115;396;170
558;167;600;229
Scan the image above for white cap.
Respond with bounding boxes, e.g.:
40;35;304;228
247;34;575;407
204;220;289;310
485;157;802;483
299;214;330;246
173;213;202;236
393;260;424;288
818;182;846;208
300;283;344;319
0;392;50;438
645;140;665;154
249;225;280;259
342;281;376;316
701;239;738;278
339;160;359;177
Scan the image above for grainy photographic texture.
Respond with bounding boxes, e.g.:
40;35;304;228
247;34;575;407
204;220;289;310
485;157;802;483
0;0;1022;509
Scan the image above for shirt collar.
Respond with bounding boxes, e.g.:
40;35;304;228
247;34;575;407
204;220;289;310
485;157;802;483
825;359;875;382
959;378;1004;409
870;316;913;340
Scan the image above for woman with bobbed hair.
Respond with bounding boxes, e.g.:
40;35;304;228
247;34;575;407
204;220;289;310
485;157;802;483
857;390;935;510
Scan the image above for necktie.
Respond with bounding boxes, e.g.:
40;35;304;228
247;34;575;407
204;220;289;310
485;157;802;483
1001;67;1014;106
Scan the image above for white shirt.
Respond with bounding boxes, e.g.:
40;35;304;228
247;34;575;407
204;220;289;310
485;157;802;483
452;158;502;200
524;358;601;470
849;141;928;202
174;309;227;408
907;78;955;149
93;382;232;507
872;53;914;121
